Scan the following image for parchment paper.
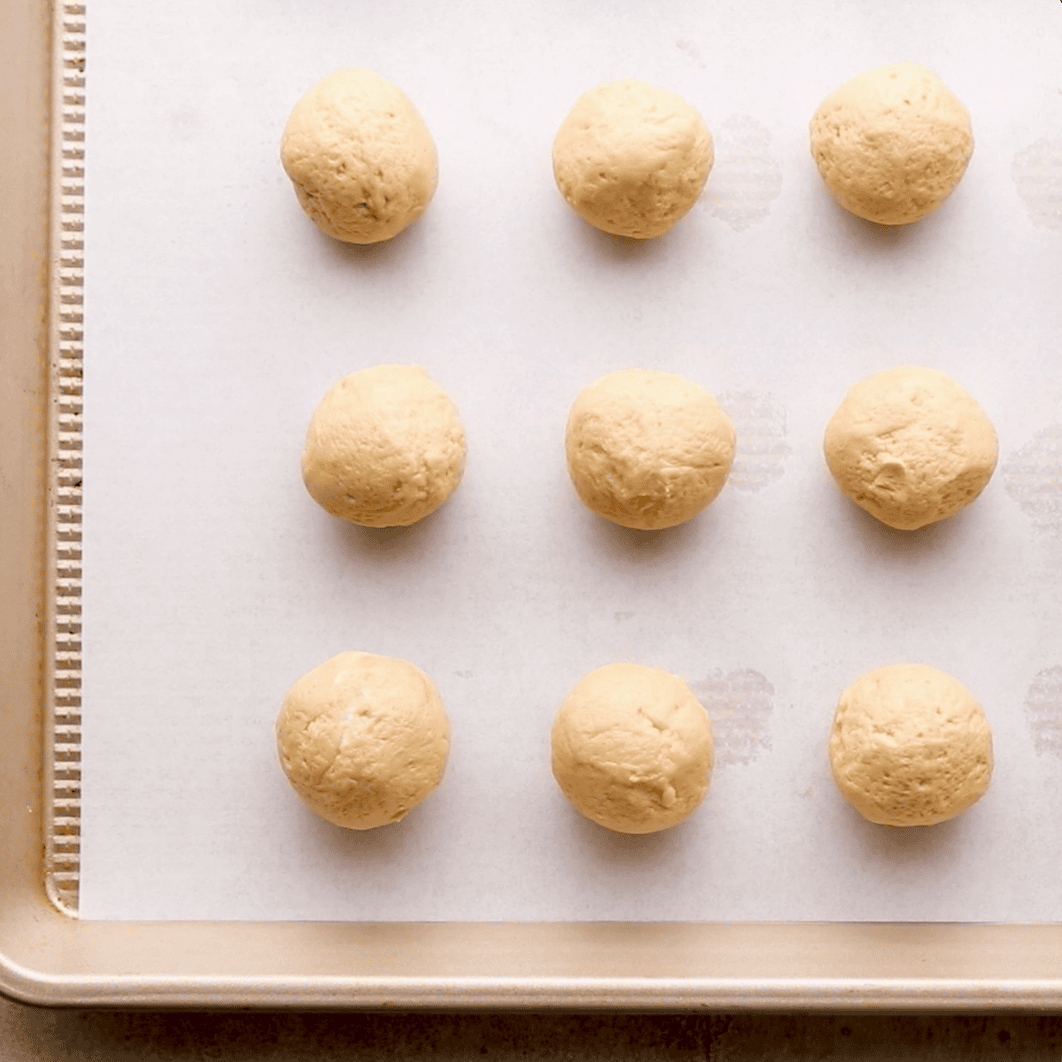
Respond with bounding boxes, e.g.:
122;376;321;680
79;0;1062;921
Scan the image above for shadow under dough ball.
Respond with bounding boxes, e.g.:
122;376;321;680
301;364;467;528
829;663;993;827
280;67;438;243
823;365;997;530
809;62;973;225
566;368;734;530
552;79;714;239
275;651;451;830
551;662;715;835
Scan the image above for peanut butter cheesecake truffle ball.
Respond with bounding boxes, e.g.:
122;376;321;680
552;80;714;238
280;68;438;243
276;651;451;830
551;663;715;834
809;63;973;225
823;365;997;530
566;369;734;530
829;663;993;827
301;364;466;528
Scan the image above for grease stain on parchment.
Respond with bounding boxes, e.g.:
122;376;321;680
1002;424;1062;533
1012;135;1062;229
1025;667;1062;757
675;38;706;68
719;390;792;492
705;116;784;231
688;669;774;767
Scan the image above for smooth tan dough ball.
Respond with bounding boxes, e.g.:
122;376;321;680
280;68;438;243
823;365;997;531
829;663;993;827
301;364;466;528
566;369;734;530
809;62;973;225
275;651;451;830
552;80;714;239
551;663;715;835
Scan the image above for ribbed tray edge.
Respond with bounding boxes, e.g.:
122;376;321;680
43;0;85;919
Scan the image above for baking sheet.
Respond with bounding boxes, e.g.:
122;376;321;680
79;0;1062;922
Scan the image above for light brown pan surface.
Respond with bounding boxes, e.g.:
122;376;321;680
4;0;1062;1009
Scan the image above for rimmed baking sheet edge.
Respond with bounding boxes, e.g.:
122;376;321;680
5;0;1062;1011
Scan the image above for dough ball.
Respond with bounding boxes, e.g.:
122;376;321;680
301;364;466;528
829;663;993;827
809;63;973;225
280;68;438;243
276;651;451;830
551;663;714;834
566;369;734;530
552;80;713;239
823;365;997;531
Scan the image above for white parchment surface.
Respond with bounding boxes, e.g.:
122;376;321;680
79;0;1062;921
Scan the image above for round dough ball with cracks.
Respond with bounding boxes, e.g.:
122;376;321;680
566;369;735;531
301;364;466;528
281;68;438;243
809;62;973;225
276;651;451;830
552;80;714;239
551;662;715;835
823;365;997;531
829;663;993;827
